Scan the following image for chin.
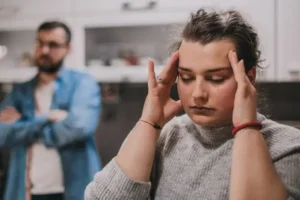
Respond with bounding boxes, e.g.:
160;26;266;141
187;112;230;127
190;115;217;127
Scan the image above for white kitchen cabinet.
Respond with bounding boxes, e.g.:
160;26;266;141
72;0;202;16
0;0;72;19
276;0;300;81
0;0;72;31
155;0;213;12
73;0;275;81
72;1;213;69
73;0;126;16
72;0;192;27
73;10;190;69
0;0;283;83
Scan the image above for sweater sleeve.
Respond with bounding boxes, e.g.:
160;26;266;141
274;152;300;199
84;158;151;200
84;118;178;200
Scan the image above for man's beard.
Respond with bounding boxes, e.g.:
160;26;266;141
36;56;64;74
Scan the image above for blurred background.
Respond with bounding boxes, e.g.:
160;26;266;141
0;0;300;197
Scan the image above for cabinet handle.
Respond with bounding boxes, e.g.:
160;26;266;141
122;1;157;11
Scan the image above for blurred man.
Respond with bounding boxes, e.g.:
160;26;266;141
0;21;102;200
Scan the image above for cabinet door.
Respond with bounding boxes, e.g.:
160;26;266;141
73;0;214;17
156;0;213;12
0;0;71;19
276;0;300;81
73;0;202;15
73;0;125;15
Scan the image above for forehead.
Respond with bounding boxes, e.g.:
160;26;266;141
178;39;235;71
37;28;66;43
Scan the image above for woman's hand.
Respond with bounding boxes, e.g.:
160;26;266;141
229;50;257;127
140;52;182;128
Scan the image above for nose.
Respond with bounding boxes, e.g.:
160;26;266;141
192;79;208;101
41;45;50;54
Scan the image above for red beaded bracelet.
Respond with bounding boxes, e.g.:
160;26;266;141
232;121;262;136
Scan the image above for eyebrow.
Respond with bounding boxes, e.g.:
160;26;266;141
207;67;232;73
178;66;232;73
178;66;192;72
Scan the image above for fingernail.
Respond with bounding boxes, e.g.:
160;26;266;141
147;58;153;64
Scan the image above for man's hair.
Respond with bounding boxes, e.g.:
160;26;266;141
37;21;72;44
172;8;262;71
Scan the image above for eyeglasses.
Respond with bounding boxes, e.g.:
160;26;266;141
36;39;67;50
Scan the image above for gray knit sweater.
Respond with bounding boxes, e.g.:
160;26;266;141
85;114;300;200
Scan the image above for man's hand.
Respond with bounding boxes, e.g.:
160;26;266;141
0;106;21;123
48;110;68;122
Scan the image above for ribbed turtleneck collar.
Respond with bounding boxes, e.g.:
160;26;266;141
186;113;265;146
194;123;233;146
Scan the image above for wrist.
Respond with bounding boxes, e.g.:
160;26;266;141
140;115;165;128
232;121;262;136
233;128;264;144
139;118;163;131
234;127;261;136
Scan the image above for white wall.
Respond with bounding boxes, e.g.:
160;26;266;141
276;0;300;81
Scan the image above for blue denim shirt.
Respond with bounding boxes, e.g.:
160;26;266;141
0;68;102;200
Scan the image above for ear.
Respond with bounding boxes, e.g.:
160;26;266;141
247;67;256;85
66;43;72;55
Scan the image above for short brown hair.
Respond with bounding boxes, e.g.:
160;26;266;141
172;8;262;71
37;21;72;44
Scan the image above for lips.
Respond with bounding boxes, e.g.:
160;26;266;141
189;106;215;111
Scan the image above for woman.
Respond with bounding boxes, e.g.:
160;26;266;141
85;9;300;200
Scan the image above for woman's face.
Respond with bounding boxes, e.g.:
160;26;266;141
178;39;238;127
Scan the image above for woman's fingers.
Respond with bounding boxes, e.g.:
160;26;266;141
228;50;248;85
147;59;157;89
157;51;179;86
164;99;182;120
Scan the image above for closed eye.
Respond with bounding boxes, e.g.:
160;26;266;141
179;74;194;83
206;76;225;84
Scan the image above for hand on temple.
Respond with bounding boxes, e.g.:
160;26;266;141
140;51;182;129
